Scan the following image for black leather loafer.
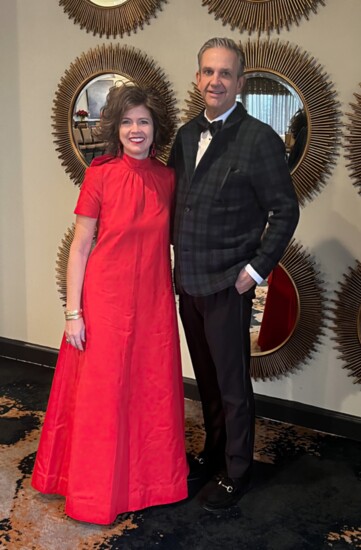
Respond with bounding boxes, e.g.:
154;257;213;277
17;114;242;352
200;474;252;512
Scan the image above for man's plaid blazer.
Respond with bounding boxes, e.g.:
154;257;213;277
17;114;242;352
169;103;300;297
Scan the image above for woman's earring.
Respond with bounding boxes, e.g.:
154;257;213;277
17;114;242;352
150;142;157;158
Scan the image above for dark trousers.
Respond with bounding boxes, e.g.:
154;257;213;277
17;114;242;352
179;286;255;479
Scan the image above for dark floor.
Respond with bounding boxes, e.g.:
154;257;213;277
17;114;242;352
1;356;361;549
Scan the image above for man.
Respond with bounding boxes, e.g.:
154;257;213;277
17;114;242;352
169;37;299;512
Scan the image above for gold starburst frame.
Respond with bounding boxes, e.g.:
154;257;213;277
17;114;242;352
201;0;325;35
345;83;361;196
59;0;166;39
55;225;75;305
183;39;341;206
53;44;178;186
329;262;361;384
55;225;97;306
250;240;325;381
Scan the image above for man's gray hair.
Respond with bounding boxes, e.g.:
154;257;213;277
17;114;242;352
197;37;245;77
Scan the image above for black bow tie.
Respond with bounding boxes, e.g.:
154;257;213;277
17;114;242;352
198;117;223;136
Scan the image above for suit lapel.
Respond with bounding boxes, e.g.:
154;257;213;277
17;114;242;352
222;102;248;130
180;120;201;187
180;103;248;187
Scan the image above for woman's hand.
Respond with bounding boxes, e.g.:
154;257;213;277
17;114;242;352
65;318;86;351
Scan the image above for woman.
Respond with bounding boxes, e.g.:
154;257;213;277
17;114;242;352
32;85;188;524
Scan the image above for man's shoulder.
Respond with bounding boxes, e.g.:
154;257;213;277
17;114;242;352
224;103;275;133
237;111;274;132
247;114;275;131
177;116;200;134
234;113;283;146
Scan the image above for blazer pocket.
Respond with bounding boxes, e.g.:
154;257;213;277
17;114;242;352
220;167;240;191
214;168;250;204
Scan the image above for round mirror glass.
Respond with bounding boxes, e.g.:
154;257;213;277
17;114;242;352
242;72;307;171
72;73;132;165
250;264;299;355
90;0;128;6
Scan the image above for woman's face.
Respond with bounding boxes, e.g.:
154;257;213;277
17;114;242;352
118;104;154;159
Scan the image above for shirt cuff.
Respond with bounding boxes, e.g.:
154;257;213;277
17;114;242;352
245;264;263;285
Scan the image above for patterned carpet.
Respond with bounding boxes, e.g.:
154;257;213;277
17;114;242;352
1;357;361;549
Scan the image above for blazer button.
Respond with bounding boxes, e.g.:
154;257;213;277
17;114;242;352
184;206;191;213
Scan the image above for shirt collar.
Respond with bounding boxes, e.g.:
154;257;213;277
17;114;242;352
204;102;238;124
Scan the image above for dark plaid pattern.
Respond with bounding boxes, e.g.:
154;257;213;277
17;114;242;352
169;103;300;296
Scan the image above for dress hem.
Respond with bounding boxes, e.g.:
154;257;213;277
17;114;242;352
31;479;188;525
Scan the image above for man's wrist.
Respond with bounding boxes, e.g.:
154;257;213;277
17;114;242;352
245;264;263;284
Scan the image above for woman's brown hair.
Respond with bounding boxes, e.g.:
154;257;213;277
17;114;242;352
95;84;171;157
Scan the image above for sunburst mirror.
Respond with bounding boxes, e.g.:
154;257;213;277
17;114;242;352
56;231;326;381
183;39;341;206
345;83;361;196
201;0;326;35
59;0;166;38
250;240;325;380
330;261;361;384
56;225;80;305
56;224;97;306
53;44;178;186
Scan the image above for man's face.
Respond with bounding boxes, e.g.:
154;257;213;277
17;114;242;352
196;47;245;120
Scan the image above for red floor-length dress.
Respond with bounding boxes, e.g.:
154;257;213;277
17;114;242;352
32;154;188;524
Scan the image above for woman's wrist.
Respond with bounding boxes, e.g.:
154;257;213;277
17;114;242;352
64;308;83;321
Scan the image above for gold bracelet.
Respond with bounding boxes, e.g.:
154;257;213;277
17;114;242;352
65;313;83;321
65;309;82;316
64;308;83;321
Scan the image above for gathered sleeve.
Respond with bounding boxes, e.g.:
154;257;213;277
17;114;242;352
74;166;103;219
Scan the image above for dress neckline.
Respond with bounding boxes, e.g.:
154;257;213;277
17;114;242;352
121;153;153;170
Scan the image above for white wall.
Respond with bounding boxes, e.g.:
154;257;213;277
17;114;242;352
0;0;360;417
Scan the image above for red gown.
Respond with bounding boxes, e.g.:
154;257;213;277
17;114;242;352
32;154;188;524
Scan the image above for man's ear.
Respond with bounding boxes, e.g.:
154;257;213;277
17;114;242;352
196;71;201;89
237;75;246;94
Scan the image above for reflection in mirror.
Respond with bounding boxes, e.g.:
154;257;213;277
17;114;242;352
72;74;131;165
287;109;308;171
250;264;299;355
242;72;307;170
90;0;128;5
59;0;165;39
